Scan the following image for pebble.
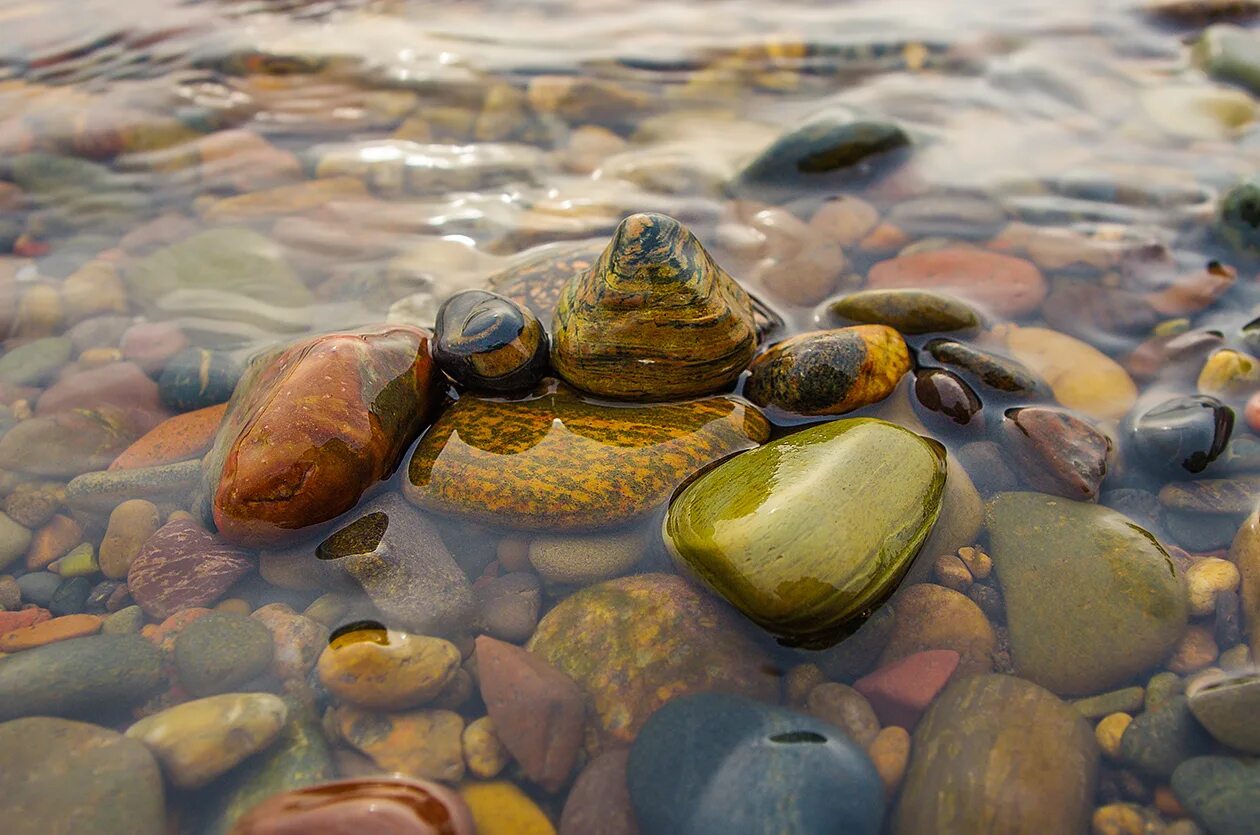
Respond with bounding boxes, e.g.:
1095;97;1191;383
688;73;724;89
866;248;1047;318
0;512;31;570
0;612;100;651
65;459;202;519
110;403;226;470
230;776;476;835
826;288;982;335
0;633;164;720
921;338;1049;399
1186;669;1260;754
99;499;161;580
1096;713;1133;758
48;576;90;616
1000;407;1112;501
49;542;97;577
560;749;637;835
893;674;1098;834
432;289;549;393
1168;625;1219;674
25;513;82;571
1119;696;1214;778
0;716;164;835
628;692;884;835
854;649;961;730
1073;687;1146;719
251;603;327;681
474;571;542;643
1199;349;1260;398
460;781;556;835
317;626;461;710
912;368;983;429
785;664;828;706
125;692;288;789
4;486;61;529
331;705;465;783
120;320;187;375
528;528;648;585
0;336;72;386
666;418;945;645
1091;804;1150;835
158;348;242;411
476;635;586;792
462;716;510;779
0;575;18;610
173;612;274;697
1187;557;1241;616
527;573;777;751
1128;395;1234;475
868;725;911;796
16;571;59;607
880;583;996;675
127;518;254;619
810;195;881;246
988;324;1138;421
805;682;882;747
102;604;144;635
1172;755;1260;835
36;361;167;420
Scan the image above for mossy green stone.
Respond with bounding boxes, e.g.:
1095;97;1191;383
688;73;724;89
827;289;981;335
987;492;1190;697
0;634;165;720
664;417;946;646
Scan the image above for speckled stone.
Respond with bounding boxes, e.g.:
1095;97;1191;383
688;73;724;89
826;289;982;335
172;612;274;696
406;381;769;531
127;519;254;619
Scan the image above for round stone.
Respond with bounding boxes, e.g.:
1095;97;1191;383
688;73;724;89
1186;669;1260;754
316;627;461;711
1128;395;1234;475
433;289;549;393
173;612;274;697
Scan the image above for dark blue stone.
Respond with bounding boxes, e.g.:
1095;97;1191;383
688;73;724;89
1128;395;1233;475
627;692;884;835
158;348;243;412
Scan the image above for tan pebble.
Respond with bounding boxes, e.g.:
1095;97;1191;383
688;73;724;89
957;546;992;580
317;627;461;710
1154;785;1185;818
77;347;123;369
99;499;161;580
784;663;827;706
1091;803;1147;835
867;725;910;796
462;716;510;779
258;547;321;591
498;537;531;572
166;510;195;524
61;260;127;323
1219;643;1252;671
303;593;350;627
1095;712;1132;758
214;598;251;616
810;195;880;248
1168;626;1218;674
933;554;972;592
528;529;647;585
1186;557;1240;617
806;682;880;747
757;244;845;307
14;285;63;337
858;222;910;254
10;400;30;420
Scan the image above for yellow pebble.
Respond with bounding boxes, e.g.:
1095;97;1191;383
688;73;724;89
1198;349;1260;398
460;781;556;835
462;716;510;779
1091;803;1147;835
78;347;123;369
1220;643;1253;671
933;554;972;592
214;598;251;616
867;725;911;795
1185;557;1241;617
957;546;992;580
1095;712;1132;758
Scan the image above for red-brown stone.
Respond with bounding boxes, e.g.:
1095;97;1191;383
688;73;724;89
127;519;253;619
560;749;639;835
475;635;586;792
0;606;50;633
36;361;169;419
866;248;1047;318
1001;406;1112;501
854;649;961;730
229;776;475;835
203;325;440;547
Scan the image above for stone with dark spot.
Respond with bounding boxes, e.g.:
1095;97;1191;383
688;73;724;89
913;368;982;428
1128;395;1233;475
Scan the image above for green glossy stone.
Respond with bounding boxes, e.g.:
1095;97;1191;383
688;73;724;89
826;289;981;335
987;492;1190;696
664;417;946;646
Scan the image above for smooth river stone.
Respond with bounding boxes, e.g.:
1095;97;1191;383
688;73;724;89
0;405;158;478
405;381;769;531
627;693;884;835
527;573;779;752
893;674;1098;835
987;492;1189;696
126;692;288;789
202;324;440;547
128;519;254;619
866;248;1047;318
0;633;164;720
826;288;982;335
230;776;475;835
1172;755;1260;835
551;212;757;401
0;716;164;835
665;417;945;646
1230;507;1260;651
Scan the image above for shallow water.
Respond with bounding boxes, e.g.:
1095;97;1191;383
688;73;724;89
2;0;1260;831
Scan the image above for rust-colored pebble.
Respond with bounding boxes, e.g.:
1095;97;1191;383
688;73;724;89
25;514;83;571
0;613;101;651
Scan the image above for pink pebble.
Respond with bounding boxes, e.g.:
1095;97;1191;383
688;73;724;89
853;649;961;730
1246;391;1260;434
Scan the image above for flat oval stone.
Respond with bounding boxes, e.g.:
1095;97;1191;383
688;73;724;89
317;627;461;710
527;573;778;752
988;324;1138;421
987;492;1190;696
127;518;254;619
230;776;475;835
921;338;1049;398
405;381;769;531
867;248;1047;318
1172;755;1260;835
0;633;164;720
126;692;288;789
744;326;912;417
665;418;946;646
433;289;549;393
913;368;983;427
159;348;243;411
1128;395;1234;475
0;716;165;835
202;325;440;547
551;213;758;401
826;289;982;335
628;693;884;835
893;674;1098;835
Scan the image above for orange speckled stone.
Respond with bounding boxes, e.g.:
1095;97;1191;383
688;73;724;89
527;573;779;752
0;613;101;651
203;325;440;547
406;380;769;531
25;514;82;571
110;403;228;470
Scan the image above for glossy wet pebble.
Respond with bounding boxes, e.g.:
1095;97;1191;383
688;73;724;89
987;493;1189;696
230;776;475;835
126;692;288;788
158;348;242;411
0;716;164;835
527;573;778;751
330;705;465;782
999;407;1111;500
1128;395;1234;475
913;368;982;427
744;326;911;417
893;674;1097;835
173;611;274;696
665;418;945;645
433;289;549;393
316;626;461;710
628;692;884;835
0;633;163;720
920;338;1048;399
127;518;253;618
826;288;981;335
